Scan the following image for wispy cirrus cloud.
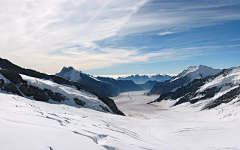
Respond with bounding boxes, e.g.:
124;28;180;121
119;0;240;36
0;0;240;74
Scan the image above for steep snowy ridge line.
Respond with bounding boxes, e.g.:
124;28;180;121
0;69;112;113
148;65;221;95
151;66;240;110
198;66;240;93
21;74;113;113
171;65;221;82
0;58;124;115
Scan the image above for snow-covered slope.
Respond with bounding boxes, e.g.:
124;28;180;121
1;90;240;150
171;65;221;82
0;58;124;115
56;67;82;82
0;70;111;113
117;74;172;84
151;66;240;110
198;66;240;93
21;74;112;113
148;65;221;95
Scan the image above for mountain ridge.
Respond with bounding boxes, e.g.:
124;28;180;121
149;66;240;110
56;66;143;97
117;74;172;84
0;58;124;115
148;65;221;95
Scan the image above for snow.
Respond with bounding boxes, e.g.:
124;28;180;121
111;90;160;119
20;74;112;113
57;67;82;82
171;65;221;82
89;75;101;82
1;90;240;150
198;67;240;93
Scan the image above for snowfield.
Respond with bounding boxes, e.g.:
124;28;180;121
1;91;240;150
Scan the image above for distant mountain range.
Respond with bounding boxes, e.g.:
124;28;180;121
117;74;172;84
148;65;221;95
0;58;124;115
138;80;158;90
149;66;240;110
56;67;143;97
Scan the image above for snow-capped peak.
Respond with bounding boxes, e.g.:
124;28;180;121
56;66;82;82
171;65;221;82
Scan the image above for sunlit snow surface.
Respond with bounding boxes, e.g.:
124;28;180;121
1;90;240;150
171;65;221;82
20;74;112;113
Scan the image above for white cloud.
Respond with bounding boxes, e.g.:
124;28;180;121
119;1;240;36
0;0;240;74
158;31;174;36
0;0;148;73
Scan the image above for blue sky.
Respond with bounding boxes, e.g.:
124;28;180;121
1;0;240;76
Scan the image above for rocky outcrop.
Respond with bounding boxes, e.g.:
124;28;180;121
148;65;221;95
46;90;69;102
0;58;124;115
0;69;25;85
3;82;23;96
149;68;240;110
148;76;189;95
0;79;4;88
99;105;110;112
74;98;86;106
206;86;240;109
19;84;49;101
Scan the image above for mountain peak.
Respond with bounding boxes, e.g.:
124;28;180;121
172;65;221;82
56;66;82;82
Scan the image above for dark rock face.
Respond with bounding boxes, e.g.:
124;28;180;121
0;70;25;85
46;90;69;102
0;58;124;115
138;80;157;90
148;76;189;95
2;83;22;96
96;76;143;93
0;79;4;89
206;86;240;109
152;78;205;104
99;105;110;112
19;84;49;101
148;65;221;96
74;98;86;106
79;73;118;97
149;68;240;110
